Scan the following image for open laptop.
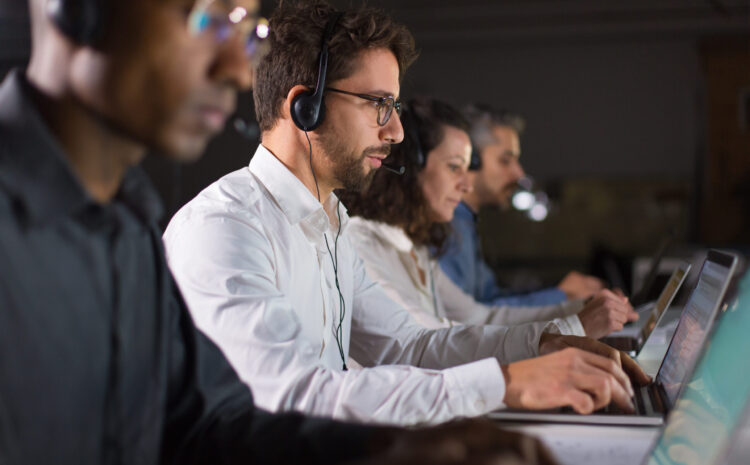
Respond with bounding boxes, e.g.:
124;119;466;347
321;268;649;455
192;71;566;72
630;236;673;308
602;262;691;356
525;265;750;465
644;266;750;465
490;250;738;426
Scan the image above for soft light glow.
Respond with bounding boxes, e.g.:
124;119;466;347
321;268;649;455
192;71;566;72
256;21;269;39
528;203;549;222
512;191;535;211
229;6;247;24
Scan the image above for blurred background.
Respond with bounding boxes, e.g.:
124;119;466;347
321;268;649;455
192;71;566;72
2;0;748;295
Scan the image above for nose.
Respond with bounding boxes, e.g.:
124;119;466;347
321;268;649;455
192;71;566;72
209;34;254;91
458;170;473;194
381;111;404;144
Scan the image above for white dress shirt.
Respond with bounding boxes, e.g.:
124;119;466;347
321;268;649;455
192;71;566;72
346;218;586;334
164;145;563;426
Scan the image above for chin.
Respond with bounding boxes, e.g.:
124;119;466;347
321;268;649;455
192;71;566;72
436;209;454;223
161;134;212;163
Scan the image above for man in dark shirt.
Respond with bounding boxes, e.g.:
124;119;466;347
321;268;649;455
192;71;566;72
0;0;556;464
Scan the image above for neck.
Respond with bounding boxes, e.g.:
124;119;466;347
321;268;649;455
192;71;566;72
462;191;481;213
27;68;143;204
262;127;336;204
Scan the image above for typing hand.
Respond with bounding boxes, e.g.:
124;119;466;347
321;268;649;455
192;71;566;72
540;334;652;386
501;345;635;415
578;289;639;339
557;271;604;300
361;418;559;465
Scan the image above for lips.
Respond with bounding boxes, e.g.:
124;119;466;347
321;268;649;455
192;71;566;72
197;106;230;132
366;156;383;168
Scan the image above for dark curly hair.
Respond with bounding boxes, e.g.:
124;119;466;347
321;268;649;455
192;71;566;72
253;0;418;133
339;97;469;254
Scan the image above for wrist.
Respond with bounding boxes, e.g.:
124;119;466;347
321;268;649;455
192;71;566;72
538;332;560;355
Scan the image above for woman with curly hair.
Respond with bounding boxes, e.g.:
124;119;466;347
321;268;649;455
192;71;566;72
340;97;630;338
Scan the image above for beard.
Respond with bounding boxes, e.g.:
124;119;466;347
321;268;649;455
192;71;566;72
317;125;390;193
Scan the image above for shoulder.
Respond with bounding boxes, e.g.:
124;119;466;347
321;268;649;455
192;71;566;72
164;167;274;246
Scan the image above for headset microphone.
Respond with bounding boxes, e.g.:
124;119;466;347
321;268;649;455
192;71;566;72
382;164;405;175
233;117;260;140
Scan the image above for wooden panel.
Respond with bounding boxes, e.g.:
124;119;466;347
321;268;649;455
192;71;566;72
699;36;750;243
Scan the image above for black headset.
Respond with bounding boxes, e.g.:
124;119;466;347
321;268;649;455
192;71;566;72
400;104;426;169
290;12;343;132
292;11;350;371
47;0;105;45
469;146;482;171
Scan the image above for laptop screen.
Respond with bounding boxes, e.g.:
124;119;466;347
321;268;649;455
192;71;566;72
637;263;690;344
656;252;736;406
647;269;750;465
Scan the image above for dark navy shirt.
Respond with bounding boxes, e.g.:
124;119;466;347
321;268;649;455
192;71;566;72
0;70;374;465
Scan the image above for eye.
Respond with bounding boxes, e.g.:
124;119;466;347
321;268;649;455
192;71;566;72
448;163;461;173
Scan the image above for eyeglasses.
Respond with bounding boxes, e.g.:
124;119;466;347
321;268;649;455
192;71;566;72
325;87;402;127
188;0;270;65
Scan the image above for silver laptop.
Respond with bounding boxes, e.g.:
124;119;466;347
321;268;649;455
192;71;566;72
602;262;691;356
644;265;750;465
529;265;750;465
490;250;738;426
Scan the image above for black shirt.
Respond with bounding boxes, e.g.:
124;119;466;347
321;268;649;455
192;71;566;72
0;70;376;465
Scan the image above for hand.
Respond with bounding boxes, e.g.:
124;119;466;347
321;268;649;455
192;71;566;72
362;418;559;465
538;334;651;386
578;289;639;339
557;271;604;300
501;346;635;414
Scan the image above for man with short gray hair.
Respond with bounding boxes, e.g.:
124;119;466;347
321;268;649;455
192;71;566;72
439;103;606;306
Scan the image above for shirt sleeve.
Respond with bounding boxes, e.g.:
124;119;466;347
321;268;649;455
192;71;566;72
488;287;568;306
159;268;381;465
440;213;567;307
436;265;584;333
164;213;513;426
345;228;564;364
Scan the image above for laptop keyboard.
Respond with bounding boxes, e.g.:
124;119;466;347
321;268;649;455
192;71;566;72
598;384;664;416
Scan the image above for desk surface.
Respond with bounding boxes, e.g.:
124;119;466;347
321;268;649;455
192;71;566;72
494;308;683;465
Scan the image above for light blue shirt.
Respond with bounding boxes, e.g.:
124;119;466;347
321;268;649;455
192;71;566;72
439;202;567;306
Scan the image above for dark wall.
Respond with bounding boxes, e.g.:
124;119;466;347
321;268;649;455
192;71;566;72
403;38;701;181
2;0;748;249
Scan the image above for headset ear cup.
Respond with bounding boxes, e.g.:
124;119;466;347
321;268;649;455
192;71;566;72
47;0;100;45
291;91;325;132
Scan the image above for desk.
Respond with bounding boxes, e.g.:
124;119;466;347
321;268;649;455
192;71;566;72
494;308;683;465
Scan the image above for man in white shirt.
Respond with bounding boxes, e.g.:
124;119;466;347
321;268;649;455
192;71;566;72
164;1;649;426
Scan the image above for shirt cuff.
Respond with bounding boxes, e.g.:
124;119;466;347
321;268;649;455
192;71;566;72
443;358;506;415
543;313;586;337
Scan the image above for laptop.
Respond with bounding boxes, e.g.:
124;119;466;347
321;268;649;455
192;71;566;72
631;236;673;308
644;266;750;465
602;262;691;356
489;250;738;426
525;265;750;465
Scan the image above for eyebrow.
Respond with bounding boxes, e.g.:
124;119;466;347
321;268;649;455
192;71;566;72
366;89;399;99
445;154;469;164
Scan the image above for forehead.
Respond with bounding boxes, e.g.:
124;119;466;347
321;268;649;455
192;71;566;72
331;48;401;97
433;125;471;162
489;125;520;156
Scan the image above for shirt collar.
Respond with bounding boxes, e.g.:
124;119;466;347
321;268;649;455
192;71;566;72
248;144;350;235
0;69;163;226
360;218;415;253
